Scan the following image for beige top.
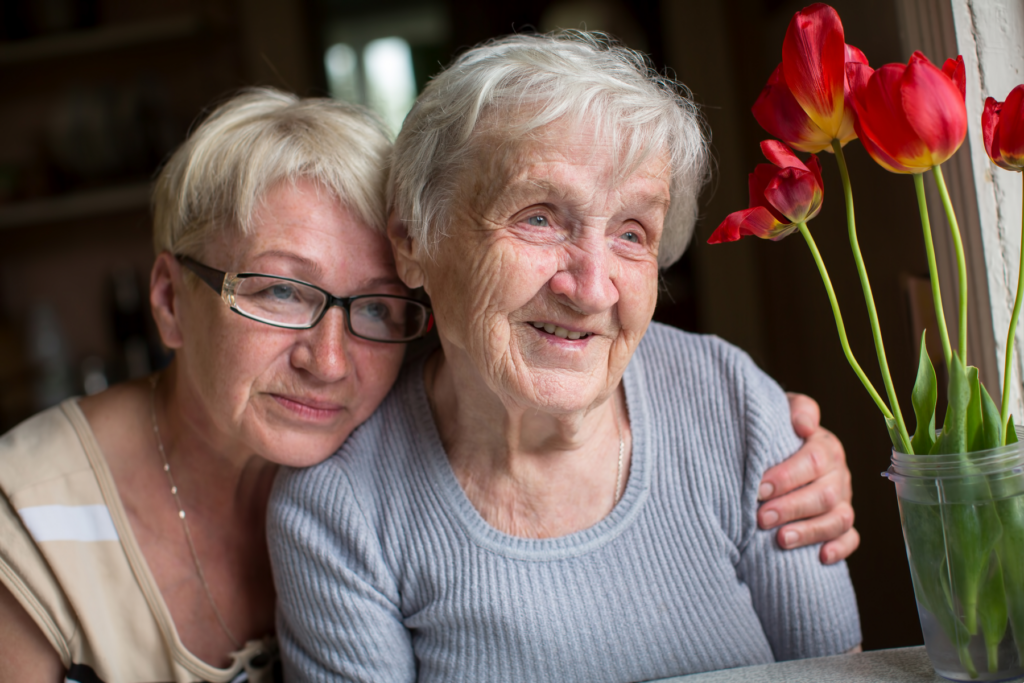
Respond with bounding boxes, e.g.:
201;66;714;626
0;399;277;683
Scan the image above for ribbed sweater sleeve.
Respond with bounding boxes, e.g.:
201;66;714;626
268;323;861;683
270;460;414;683
731;355;861;661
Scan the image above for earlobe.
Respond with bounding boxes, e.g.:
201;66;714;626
386;211;427;289
150;252;185;349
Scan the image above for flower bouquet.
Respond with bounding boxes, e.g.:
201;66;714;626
708;4;1024;680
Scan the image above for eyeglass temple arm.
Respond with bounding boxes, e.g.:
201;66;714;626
176;256;226;294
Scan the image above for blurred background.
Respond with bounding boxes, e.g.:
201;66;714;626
0;0;944;653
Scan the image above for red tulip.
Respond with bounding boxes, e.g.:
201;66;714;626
846;52;967;174
983;85;1024;172
708;141;824;244
752;3;868;153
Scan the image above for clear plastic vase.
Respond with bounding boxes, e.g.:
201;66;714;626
885;437;1024;681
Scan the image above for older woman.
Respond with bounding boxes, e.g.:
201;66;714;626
1;81;847;683
0;90;431;682
269;32;861;682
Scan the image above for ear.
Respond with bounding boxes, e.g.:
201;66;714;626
387;211;428;290
150;252;186;349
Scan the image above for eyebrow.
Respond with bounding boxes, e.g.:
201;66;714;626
518;178;672;210
356;274;406;291
251;251;405;293
250;250;325;280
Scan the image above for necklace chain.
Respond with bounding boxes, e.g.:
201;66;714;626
149;375;242;651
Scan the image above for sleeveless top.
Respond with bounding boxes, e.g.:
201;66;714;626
0;399;279;683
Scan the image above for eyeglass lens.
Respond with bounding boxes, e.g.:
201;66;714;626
232;276;428;341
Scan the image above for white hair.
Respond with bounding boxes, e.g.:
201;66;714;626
153;87;392;257
389;31;711;268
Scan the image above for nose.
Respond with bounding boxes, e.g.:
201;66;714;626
548;237;620;314
290;307;352;382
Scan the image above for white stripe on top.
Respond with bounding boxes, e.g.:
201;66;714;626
18;504;119;543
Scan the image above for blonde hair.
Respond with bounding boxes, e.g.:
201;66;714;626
389;31;710;268
153;87;392;257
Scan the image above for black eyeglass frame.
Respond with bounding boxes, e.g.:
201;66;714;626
176;255;432;343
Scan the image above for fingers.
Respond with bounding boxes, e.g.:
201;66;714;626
786;392;821;437
759;468;852;529
773;500;855;547
821;527;861;564
759;427;847;501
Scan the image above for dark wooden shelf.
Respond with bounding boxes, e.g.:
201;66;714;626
0;15;203;66
0;182;151;230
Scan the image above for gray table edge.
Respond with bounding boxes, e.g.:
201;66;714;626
646;646;963;683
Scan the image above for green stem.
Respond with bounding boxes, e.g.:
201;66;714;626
796;221;895;422
1000;175;1024;444
933;165;968;362
832;140;912;449
914;173;954;368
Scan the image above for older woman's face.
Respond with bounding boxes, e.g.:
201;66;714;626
416;123;671;413
174;178;407;466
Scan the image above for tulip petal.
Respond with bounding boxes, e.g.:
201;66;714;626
941;56;966;101
845;44;869;66
760;139;810;171
782;3;847;139
752;64;834;153
983;96;1010;169
903;52;968;165
749;164;789;223
854;118;917;174
765;167;823;224
998;85;1024;170
857;63;933;172
806;154;825;193
845;61;873;115
708;207;790;243
846;62;915;172
835;43;870;145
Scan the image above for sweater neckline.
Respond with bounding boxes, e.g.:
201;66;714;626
406;350;653;561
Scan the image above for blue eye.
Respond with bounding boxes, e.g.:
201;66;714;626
360;301;390;321
621;231;640;243
525;215;549;227
269;284;298;300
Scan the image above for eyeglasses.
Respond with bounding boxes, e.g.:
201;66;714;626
177;255;433;343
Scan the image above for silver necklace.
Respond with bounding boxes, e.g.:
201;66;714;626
149;375;242;651
614;399;625;504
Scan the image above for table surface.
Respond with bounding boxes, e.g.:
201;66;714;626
649;646;969;683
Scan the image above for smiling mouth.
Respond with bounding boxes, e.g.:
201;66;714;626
529;321;592;340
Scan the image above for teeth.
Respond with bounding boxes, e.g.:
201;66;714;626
530;322;590;340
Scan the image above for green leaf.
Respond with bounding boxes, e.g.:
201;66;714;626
966;366;983;452
1008;415;1019;445
978;553;1008;672
933;352;970;455
978;384;1003;452
911;332;937;455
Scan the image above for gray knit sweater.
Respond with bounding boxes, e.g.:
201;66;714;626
268;323;861;683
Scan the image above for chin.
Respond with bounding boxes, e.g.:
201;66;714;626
516;370;608;414
259;432;351;468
